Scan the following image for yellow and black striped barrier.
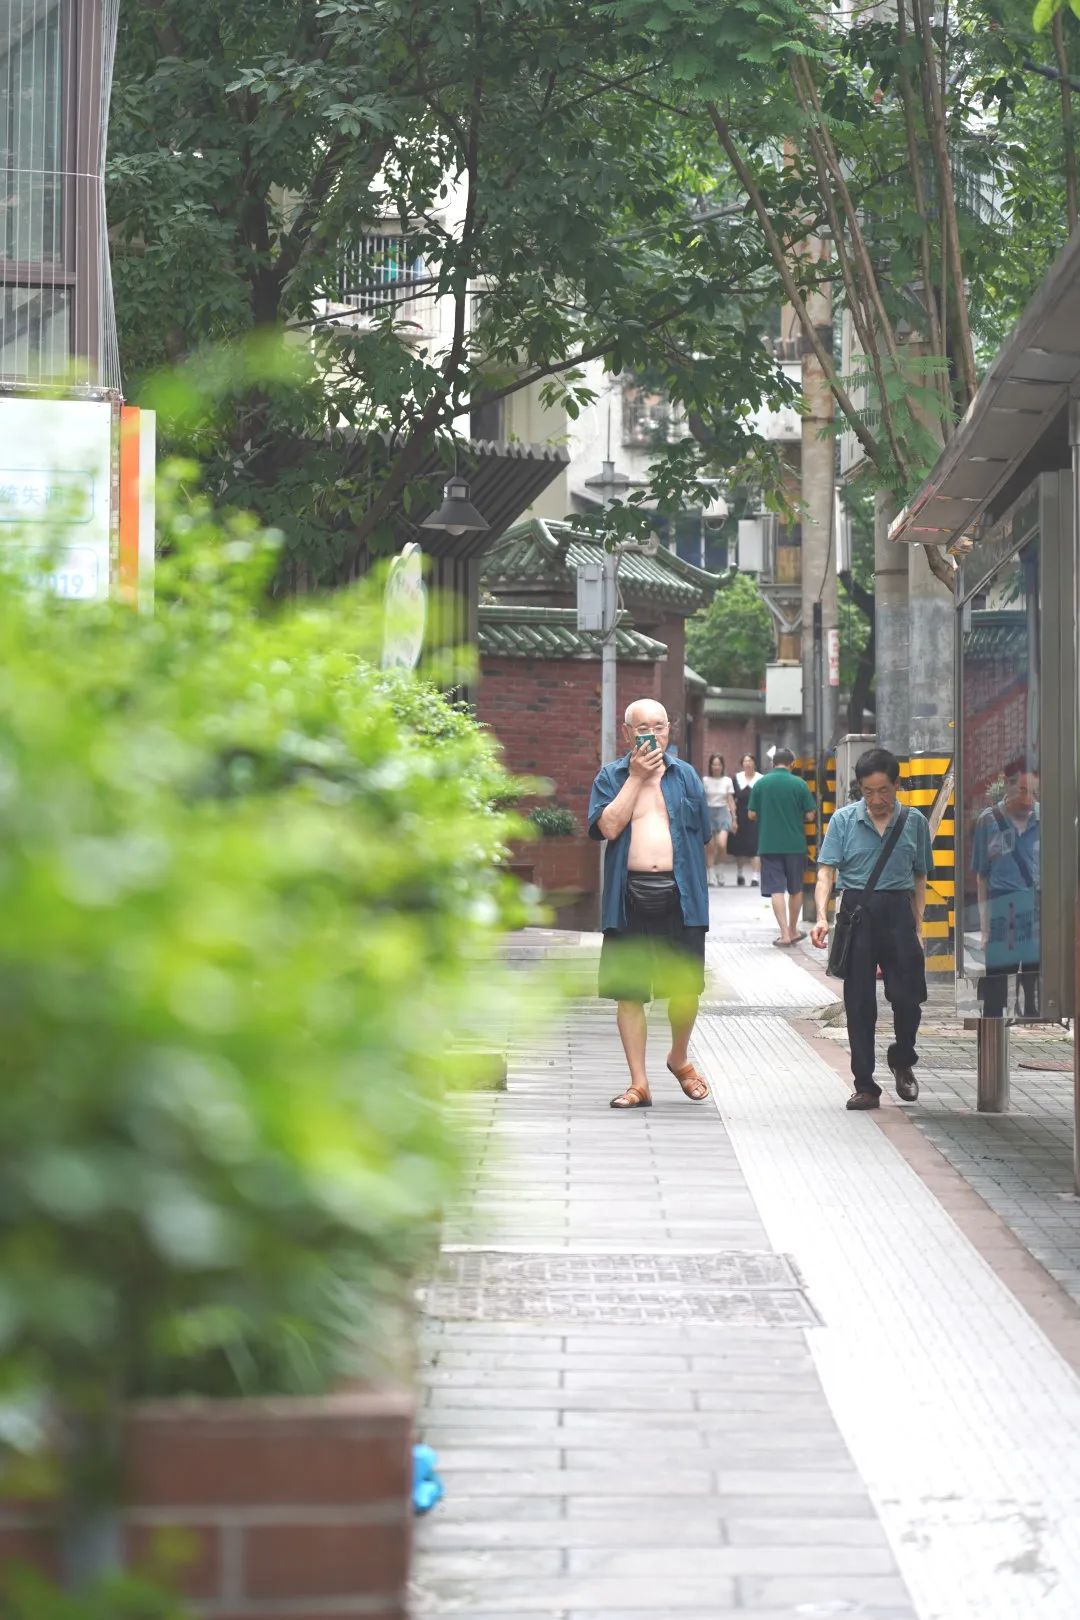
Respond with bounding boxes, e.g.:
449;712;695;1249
900;754;954;977
796;755;836;912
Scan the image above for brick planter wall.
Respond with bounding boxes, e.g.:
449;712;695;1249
513;833;600;930
1;1387;413;1620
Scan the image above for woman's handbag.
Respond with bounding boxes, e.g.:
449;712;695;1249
826;806;910;980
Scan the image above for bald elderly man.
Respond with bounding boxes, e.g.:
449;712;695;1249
587;699;712;1109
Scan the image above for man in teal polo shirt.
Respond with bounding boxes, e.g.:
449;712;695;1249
748;749;817;947
811;747;932;1111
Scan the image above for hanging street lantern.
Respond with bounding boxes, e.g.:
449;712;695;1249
420;476;489;538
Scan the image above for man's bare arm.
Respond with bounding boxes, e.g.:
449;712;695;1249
597;775;644;841
912;875;927;941
811;865;836;948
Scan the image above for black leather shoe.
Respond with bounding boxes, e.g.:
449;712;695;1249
846;1090;881;1111
891;1064;919;1102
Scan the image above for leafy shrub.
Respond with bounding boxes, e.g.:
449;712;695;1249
528;805;578;838
1;1566;189;1620
0;469;529;1434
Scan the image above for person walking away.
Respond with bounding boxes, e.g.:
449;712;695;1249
731;753;761;887
811;746;931;1111
747;748;816;947
973;760;1040;1020
702;754;736;886
589;699;712;1110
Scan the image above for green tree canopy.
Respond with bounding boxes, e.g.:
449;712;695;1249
107;0;791;579
685;571;775;690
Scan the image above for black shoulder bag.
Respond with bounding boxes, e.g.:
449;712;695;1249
826;806;910;980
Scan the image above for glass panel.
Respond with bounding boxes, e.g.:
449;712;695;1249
0;0;63;264
959;540;1042;1020
0;282;68;375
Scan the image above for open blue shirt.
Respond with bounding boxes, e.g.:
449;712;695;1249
588;750;711;932
817;799;932;891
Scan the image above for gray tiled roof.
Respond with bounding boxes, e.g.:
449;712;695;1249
480;518;719;612
478;604;667;662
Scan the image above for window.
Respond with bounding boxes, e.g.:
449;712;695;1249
0;0;118;387
335;233;426;316
621;379;677;449
0;0;67;376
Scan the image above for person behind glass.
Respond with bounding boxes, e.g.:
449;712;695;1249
731;753;761;887
701;753;736;887
973;760;1040;1020
811;747;931;1111
588;699;712;1111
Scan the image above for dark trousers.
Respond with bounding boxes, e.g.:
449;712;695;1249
841;889;927;1095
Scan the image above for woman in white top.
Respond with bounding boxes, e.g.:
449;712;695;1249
731;753;761;887
702;753;736;886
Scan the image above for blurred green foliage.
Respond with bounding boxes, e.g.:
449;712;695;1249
0;464;529;1437
1;1565;190;1619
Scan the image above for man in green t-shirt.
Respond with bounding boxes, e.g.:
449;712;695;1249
748;749;817;948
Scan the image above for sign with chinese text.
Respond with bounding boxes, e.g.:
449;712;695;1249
0;396;113;600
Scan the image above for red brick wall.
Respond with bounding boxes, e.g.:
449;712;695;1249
477;654;667;815
705;716;762;776
0;1389;413;1620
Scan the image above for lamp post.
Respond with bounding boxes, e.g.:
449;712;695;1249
418;472;489;669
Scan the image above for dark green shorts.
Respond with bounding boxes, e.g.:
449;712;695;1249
598;880;706;1004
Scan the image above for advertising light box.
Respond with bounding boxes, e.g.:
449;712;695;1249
0;396;114;601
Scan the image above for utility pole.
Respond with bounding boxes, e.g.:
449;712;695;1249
600;547;621;766
583;460;638;770
800;255;837;804
874;492;910;754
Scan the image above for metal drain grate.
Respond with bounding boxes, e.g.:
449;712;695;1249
422;1249;820;1327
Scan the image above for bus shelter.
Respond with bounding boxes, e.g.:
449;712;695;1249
891;232;1080;1184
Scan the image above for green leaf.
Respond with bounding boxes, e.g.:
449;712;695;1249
1033;0;1062;30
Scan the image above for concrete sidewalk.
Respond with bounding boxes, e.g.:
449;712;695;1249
414;884;1080;1618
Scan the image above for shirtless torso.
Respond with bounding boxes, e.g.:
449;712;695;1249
627;766;674;871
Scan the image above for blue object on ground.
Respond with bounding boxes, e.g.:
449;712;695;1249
412;1442;444;1514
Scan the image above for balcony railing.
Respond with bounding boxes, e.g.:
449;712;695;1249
334;234;427;316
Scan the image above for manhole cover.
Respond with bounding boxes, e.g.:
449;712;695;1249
421;1249;820;1327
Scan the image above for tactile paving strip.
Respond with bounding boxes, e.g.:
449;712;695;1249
422;1249;820;1326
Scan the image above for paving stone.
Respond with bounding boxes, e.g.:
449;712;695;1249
416;904;917;1618
417;1576;739;1611
566;1545;899;1577
418;1516;725;1551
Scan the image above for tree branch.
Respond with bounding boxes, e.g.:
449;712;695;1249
911;0;977;404
706;105;887;475
895;0;950;417
1053;12;1079;231
789;58;909;478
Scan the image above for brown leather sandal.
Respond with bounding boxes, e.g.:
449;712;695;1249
610;1086;652;1109
667;1060;709;1101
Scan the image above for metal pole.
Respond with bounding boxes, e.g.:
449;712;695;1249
811;600;824;923
976;1018;1010;1113
598;549;620;931
1070;396;1080;1189
600;549;620;768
